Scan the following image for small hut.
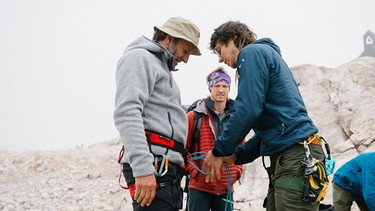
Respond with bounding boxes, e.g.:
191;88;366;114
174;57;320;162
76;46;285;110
359;30;375;57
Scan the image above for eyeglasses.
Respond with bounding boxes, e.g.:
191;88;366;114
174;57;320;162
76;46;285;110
213;49;222;58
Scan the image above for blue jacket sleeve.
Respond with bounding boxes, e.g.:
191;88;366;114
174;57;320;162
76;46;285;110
214;46;269;156
362;156;375;210
234;134;261;164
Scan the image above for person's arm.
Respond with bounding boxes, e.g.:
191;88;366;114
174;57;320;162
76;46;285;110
222;134;261;166
203;46;269;182
213;47;269;156
114;50;157;175
114;49;157;206
362;157;375;210
234;135;261;165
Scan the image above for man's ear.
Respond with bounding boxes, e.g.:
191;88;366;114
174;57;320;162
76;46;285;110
166;34;173;44
158;35;173;49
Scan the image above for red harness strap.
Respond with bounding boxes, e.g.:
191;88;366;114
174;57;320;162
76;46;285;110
145;130;187;160
145;130;176;149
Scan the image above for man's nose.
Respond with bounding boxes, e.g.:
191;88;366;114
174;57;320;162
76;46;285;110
183;54;190;63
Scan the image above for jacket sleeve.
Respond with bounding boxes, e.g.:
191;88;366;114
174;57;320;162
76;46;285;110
214;47;269;156
234;134;262;165
114;50;156;177
234;138;246;180
362;157;375;210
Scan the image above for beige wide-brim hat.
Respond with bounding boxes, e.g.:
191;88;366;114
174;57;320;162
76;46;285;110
154;17;201;56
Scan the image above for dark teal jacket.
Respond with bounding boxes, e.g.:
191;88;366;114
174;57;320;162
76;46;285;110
214;38;317;162
333;152;375;210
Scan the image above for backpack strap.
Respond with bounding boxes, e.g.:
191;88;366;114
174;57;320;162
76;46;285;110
187;98;205;153
183;110;203;193
189;111;202;153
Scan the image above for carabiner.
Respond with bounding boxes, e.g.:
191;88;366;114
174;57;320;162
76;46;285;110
154;154;168;177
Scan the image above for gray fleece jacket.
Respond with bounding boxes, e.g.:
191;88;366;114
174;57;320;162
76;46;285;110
114;36;188;177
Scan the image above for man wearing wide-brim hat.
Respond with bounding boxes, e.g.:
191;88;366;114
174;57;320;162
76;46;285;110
153;16;201;70
114;16;201;211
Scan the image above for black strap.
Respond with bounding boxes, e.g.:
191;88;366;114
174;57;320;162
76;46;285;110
184;111;203;193
189;111;202;153
262;156;273;208
262;156;274;188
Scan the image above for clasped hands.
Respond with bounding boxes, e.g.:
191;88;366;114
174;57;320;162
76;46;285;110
134;150;236;207
201;150;236;182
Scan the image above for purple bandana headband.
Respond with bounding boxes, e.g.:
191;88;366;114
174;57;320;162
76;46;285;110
208;71;231;92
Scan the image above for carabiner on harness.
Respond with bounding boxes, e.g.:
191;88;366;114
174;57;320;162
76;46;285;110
320;136;335;176
153;154;169;177
301;140;318;177
300;140;330;202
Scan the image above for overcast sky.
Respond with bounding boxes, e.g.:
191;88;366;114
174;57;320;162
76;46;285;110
1;0;374;151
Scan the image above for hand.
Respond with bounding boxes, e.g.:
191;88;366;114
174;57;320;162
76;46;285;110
202;150;224;183
134;174;156;207
222;153;236;167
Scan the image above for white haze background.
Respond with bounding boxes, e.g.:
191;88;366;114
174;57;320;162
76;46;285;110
1;0;374;151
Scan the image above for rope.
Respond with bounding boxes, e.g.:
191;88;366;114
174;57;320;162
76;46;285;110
187;151;234;211
224;166;234;211
187;152;209;175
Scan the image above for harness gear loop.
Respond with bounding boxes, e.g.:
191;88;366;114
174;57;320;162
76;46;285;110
117;146;163;198
153;154;169;177
117;146;128;190
300;134;336;176
300;140;330;202
298;134;322;146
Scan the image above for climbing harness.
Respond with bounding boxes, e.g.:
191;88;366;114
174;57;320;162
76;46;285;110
117;146;174;198
262;134;334;207
145;130;189;177
300;137;330;202
117;130;188;197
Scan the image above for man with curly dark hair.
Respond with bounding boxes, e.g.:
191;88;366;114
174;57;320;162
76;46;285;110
202;20;328;211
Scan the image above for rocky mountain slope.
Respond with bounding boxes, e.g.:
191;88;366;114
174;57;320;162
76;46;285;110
1;57;374;210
